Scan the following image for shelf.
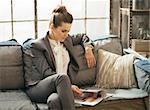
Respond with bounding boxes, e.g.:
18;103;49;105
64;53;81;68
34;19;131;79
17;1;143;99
120;8;150;15
132;9;150;15
132;9;150;12
119;0;150;48
131;39;150;52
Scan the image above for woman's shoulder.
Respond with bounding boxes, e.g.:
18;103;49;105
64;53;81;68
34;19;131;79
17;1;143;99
32;37;48;50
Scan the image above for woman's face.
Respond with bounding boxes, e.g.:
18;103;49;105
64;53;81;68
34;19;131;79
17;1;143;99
50;22;72;42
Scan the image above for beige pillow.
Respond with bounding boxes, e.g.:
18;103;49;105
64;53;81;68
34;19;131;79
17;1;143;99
96;49;137;89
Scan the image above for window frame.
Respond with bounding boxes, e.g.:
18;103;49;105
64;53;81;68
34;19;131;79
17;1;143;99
0;0;111;41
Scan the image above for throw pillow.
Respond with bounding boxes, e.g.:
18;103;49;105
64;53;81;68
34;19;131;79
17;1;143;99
134;59;150;94
96;49;137;89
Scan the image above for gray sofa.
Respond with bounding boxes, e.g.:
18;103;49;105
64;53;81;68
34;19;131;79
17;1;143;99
0;37;149;110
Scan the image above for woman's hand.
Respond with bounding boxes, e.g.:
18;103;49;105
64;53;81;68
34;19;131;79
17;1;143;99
85;46;96;68
71;85;83;96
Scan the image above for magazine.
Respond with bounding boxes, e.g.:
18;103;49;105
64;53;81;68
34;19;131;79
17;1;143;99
74;87;113;106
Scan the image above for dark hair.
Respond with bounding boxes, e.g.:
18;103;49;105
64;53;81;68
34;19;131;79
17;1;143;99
50;5;73;28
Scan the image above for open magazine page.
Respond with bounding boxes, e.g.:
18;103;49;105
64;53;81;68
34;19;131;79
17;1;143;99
74;87;112;106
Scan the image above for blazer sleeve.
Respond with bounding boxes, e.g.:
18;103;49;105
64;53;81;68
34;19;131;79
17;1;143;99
70;33;93;47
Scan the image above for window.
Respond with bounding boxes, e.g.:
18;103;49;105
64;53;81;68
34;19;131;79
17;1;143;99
0;0;110;44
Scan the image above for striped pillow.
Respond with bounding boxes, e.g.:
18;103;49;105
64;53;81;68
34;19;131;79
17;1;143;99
96;49;137;89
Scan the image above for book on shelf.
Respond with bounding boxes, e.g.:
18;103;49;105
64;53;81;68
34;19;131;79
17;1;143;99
74;87;113;106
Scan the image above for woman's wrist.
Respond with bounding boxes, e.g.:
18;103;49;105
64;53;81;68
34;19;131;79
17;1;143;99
85;45;93;52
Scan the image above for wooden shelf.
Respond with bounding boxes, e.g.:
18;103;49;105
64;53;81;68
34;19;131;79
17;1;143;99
131;39;150;52
120;8;150;15
131;39;150;58
132;9;150;15
119;0;150;48
132;9;150;12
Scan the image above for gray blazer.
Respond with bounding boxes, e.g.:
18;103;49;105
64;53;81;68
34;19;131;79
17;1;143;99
23;32;92;87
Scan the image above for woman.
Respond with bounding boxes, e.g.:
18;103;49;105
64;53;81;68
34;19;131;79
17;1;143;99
23;5;96;110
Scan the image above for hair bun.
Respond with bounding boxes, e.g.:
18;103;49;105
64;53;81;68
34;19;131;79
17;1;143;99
53;5;67;13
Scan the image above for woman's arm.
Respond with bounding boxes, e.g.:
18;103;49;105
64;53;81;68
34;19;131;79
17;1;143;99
69;34;96;68
84;46;96;68
70;33;93;46
71;85;83;96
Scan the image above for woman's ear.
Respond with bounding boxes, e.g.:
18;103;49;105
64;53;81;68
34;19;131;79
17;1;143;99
49;24;56;35
49;23;53;29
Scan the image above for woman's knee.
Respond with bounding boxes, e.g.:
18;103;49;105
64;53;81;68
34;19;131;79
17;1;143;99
59;74;69;80
56;74;71;86
47;93;62;109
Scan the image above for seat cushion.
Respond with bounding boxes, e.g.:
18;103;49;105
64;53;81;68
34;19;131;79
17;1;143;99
0;90;36;110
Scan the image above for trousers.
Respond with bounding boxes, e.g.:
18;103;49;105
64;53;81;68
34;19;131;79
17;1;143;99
26;74;75;110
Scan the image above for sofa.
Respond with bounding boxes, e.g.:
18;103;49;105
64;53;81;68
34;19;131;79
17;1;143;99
0;36;149;110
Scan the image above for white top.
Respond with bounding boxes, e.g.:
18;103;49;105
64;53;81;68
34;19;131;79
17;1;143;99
49;38;70;74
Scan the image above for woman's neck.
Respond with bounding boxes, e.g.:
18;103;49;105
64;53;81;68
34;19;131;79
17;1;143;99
49;32;55;40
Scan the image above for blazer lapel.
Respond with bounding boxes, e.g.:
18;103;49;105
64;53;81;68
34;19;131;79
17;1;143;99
43;36;56;70
31;32;56;71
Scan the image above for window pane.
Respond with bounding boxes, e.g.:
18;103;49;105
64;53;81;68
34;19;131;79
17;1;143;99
38;20;85;37
38;21;49;38
70;20;85;35
37;0;61;20
13;0;34;20
0;0;11;21
13;22;35;44
87;0;110;18
0;23;12;41
62;0;85;18
86;19;109;40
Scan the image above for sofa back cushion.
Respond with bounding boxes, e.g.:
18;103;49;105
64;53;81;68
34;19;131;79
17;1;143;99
0;39;24;89
94;37;123;55
68;45;97;86
68;37;123;87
